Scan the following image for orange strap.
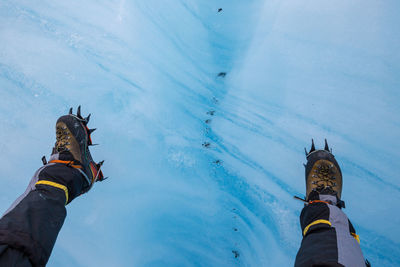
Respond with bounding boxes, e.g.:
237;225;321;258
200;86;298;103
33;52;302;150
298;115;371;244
49;160;82;169
308;200;330;205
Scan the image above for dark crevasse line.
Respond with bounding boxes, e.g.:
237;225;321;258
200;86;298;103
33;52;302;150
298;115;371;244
122;0;294;265
187;1;299;265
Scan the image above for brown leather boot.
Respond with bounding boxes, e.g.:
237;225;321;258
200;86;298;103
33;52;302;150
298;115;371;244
305;139;342;201
50;106;104;193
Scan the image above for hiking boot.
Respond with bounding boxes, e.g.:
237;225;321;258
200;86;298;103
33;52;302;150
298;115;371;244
50;106;104;193
304;139;342;201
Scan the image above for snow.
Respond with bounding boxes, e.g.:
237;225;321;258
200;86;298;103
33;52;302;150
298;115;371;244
0;0;399;266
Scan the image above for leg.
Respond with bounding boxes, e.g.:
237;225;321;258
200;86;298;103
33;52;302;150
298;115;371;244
295;194;365;267
0;107;105;266
295;140;367;267
0;164;74;266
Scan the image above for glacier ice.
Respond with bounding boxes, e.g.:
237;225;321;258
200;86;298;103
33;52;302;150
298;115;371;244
0;0;399;266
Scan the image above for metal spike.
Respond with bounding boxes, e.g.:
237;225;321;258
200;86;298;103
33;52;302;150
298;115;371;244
97;160;105;169
304;147;308;156
310;139;316;152
77;105;82;118
89;143;99;146
324;139;330;151
88;128;96;134
293;195;307;202
85;113;91;123
303;163;306;168
93;161;105;183
69;107;73;114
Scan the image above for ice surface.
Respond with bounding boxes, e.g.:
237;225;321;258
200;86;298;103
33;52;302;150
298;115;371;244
0;0;399;266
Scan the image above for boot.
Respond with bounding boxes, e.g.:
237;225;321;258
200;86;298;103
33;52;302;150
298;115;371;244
50;106;104;193
304;139;342;202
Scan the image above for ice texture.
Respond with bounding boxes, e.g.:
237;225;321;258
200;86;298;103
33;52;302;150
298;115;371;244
0;0;399;266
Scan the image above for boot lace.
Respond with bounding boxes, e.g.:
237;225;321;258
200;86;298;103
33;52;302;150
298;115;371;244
55;125;71;152
311;162;337;191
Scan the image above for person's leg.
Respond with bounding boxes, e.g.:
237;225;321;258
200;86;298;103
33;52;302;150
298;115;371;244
0;107;105;266
294;141;367;267
0;163;76;266
0;244;32;267
295;193;365;266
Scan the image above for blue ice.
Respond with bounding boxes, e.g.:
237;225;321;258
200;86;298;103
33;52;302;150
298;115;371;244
0;0;399;266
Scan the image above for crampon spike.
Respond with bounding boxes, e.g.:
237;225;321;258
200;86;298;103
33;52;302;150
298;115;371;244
293;195;307;202
88;128;96;134
93;160;105;182
324;139;330;151
77;105;82;118
89;143;99;146
305;139;316;156
310;139;316;152
85;113;91;123
69;107;73;114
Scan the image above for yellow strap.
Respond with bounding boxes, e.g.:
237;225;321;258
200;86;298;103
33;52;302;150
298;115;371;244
351;233;360;244
36;180;69;205
303;219;332;236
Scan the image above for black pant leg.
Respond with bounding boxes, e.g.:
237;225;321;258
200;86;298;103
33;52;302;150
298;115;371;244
0;244;32;267
0;164;80;266
295;195;365;267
